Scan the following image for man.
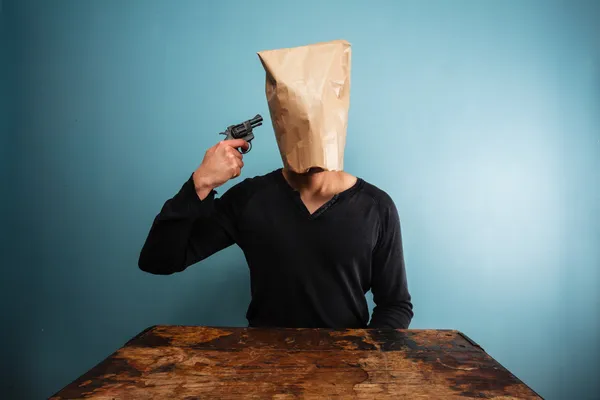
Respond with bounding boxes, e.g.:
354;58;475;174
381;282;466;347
138;40;413;329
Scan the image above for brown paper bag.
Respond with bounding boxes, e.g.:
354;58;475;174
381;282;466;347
257;40;351;173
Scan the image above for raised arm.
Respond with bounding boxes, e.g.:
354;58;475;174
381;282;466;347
138;139;250;275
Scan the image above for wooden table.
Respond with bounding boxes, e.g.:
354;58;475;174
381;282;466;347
50;326;542;399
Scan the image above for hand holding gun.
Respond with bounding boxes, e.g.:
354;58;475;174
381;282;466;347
192;114;263;200
219;114;263;154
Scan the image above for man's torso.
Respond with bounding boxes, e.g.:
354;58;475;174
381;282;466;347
212;169;390;328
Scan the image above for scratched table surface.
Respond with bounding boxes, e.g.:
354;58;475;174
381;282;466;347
50;326;542;399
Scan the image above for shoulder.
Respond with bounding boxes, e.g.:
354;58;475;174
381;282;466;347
218;169;280;201
357;178;402;234
235;169;281;191
358;178;398;212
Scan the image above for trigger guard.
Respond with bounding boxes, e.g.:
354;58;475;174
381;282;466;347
241;141;252;154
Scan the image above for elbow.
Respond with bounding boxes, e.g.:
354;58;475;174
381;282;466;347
138;254;160;274
395;298;415;328
138;258;156;274
369;299;414;329
138;250;180;276
137;235;188;275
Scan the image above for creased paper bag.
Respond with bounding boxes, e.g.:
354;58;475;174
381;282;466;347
257;40;351;173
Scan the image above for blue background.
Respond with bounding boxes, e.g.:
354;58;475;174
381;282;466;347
1;0;599;398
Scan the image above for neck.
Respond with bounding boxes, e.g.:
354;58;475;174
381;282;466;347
282;167;350;196
283;167;357;199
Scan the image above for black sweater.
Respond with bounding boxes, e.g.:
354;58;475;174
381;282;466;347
138;169;413;329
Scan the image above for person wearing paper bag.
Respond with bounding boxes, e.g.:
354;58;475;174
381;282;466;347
139;40;413;329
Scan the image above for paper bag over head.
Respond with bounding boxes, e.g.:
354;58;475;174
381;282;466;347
257;39;351;173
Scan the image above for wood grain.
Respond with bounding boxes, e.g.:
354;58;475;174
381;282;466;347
50;326;542;399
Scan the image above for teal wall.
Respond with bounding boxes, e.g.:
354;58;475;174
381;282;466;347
0;0;8;238
0;0;17;392
0;0;11;245
2;0;599;398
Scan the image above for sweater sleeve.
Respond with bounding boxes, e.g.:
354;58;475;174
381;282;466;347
368;195;414;329
138;174;250;275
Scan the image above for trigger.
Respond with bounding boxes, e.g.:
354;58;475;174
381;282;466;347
241;141;252;154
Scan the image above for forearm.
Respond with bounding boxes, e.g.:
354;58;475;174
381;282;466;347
368;298;414;329
138;175;229;275
369;194;413;329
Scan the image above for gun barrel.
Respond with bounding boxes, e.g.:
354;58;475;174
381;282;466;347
250;114;263;127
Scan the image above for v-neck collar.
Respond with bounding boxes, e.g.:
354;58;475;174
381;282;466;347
274;168;363;219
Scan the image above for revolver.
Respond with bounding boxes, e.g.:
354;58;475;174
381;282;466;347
219;114;263;154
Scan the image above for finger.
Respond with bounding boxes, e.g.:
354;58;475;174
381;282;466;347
231;167;241;179
235;158;244;169
222;139;249;151
226;147;243;160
